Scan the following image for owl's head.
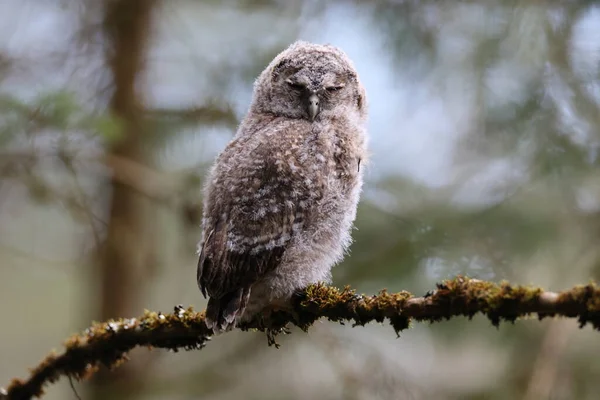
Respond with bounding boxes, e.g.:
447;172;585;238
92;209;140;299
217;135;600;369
250;41;367;123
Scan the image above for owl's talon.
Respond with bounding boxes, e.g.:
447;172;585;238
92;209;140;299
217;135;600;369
266;328;282;348
281;325;292;335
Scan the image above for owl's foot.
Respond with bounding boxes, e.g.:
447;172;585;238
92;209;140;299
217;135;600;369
255;306;294;348
266;325;292;348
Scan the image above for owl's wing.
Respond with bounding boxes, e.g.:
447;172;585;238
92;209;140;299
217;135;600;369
197;217;292;299
197;148;309;331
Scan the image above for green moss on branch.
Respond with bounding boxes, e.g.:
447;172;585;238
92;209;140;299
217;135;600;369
3;276;600;399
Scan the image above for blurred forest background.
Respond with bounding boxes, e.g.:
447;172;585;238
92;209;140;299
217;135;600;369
1;1;600;399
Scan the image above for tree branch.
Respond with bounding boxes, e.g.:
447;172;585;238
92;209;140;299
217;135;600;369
145;105;237;128
2;276;600;399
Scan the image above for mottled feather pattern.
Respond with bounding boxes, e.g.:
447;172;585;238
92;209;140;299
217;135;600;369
197;41;368;332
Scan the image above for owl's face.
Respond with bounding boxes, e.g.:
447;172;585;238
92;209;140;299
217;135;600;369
251;41;367;123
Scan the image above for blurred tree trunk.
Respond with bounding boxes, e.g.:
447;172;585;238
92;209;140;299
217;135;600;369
89;0;156;399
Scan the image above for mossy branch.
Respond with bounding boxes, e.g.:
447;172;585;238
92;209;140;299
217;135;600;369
3;276;600;400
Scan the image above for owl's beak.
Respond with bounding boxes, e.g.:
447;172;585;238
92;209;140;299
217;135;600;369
307;93;320;121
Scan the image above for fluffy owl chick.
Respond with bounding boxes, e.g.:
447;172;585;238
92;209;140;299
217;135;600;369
197;41;368;332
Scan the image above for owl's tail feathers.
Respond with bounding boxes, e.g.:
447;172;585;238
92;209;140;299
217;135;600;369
205;287;251;333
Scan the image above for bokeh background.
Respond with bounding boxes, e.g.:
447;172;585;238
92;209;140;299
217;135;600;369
2;1;600;399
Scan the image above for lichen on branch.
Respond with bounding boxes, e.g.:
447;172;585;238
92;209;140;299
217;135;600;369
2;276;600;400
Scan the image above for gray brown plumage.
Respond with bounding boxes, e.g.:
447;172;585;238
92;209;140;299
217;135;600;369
197;41;368;332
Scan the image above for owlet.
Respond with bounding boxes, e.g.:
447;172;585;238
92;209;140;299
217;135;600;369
197;41;368;332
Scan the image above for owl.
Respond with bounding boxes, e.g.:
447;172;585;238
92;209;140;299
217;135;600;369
197;41;368;332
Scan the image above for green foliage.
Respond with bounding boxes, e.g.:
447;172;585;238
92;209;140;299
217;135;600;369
35;91;79;130
90;114;124;144
0;91;123;147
